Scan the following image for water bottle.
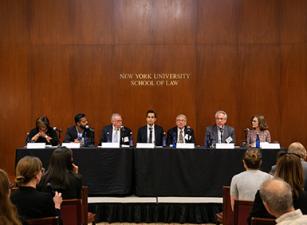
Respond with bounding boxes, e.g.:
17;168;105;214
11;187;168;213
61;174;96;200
256;134;260;148
172;133;177;149
162;132;167;147
129;132;134;147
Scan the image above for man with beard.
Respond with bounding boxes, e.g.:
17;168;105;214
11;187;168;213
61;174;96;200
64;113;95;146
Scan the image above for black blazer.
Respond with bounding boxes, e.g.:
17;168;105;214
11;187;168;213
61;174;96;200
166;126;195;146
204;125;235;148
137;125;164;146
63;126;95;146
100;124;132;145
38;172;82;199
10;186;58;220
27;127;59;146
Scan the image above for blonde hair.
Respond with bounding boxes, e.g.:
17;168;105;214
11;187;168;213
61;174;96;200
0;169;22;225
15;156;42;186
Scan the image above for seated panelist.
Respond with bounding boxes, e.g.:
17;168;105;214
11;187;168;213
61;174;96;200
100;113;132;146
64;113;95;146
167;114;195;146
27;115;59;146
246;115;271;147
137;110;164;146
204;110;235;148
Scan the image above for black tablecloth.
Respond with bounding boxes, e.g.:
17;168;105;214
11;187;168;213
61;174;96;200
15;148;134;196
134;148;279;197
16;147;279;197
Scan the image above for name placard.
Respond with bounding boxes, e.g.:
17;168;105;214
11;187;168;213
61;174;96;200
27;143;46;149
62;143;80;149
176;143;195;149
136;143;155;149
100;142;120;148
215;143;235;149
260;142;281;149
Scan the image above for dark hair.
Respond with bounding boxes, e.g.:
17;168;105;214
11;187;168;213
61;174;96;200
251;115;268;131
146;110;157;118
0;169;21;225
74;113;85;123
36;115;50;129
15;156;42;186
243;148;262;169
43;147;73;188
275;153;304;198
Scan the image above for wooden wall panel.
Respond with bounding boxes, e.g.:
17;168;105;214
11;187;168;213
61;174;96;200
1;0;307;177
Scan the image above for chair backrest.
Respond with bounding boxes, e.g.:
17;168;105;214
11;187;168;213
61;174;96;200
251;217;276;225
234;200;254;225
223;186;234;225
27;216;59;225
60;186;88;225
61;199;83;225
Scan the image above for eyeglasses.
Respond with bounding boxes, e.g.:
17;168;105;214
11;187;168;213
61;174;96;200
147;116;155;118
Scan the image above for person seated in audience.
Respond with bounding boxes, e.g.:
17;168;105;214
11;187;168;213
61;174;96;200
230;148;272;210
137;110;164;146
248;153;307;224
38;147;82;199
64;113;95;146
27;115;59;146
246;115;271;147
204;110;235;148
271;142;307;190
100;113;132;146
11;156;62;220
167;114;195;146
0;169;22;225
260;178;307;225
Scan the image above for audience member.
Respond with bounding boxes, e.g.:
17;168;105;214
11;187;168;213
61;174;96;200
11;156;62;220
230;148;272;210
248;153;307;223
0;169;21;225
260;178;307;225
204;110;235;148
100;113;132;146
137;110;164;146
38;147;82;199
64;113;95;146
271;142;307;189
27;116;59;146
167;114;195;146
246;115;271;147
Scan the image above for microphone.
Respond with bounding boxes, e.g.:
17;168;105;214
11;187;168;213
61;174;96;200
186;126;191;133
85;125;94;132
53;127;62;132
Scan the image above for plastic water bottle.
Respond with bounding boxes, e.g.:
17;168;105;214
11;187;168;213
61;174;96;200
256;134;260;148
172;133;177;149
162;132;167;147
129;132;134;147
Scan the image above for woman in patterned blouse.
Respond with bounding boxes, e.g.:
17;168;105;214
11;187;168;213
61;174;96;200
247;115;271;147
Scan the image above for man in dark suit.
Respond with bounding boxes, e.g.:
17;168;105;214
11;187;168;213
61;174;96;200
63;113;95;146
204;110;235;148
100;113;132;146
167;114;195;146
137;110;164;146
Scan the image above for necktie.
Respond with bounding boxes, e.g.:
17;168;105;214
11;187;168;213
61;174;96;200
219;127;223;143
179;129;184;143
148;127;153;143
113;129;119;143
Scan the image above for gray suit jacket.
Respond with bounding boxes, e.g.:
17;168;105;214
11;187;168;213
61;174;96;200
204;125;235;148
271;160;307;190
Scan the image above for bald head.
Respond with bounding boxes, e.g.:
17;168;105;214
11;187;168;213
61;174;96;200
260;178;293;217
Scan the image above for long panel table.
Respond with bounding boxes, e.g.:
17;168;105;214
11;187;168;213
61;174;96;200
16;147;279;197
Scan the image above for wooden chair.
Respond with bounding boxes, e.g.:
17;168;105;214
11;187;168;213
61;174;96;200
251;217;276;225
61;198;83;225
27;216;59;225
81;186;96;225
222;186;234;225
233;200;254;225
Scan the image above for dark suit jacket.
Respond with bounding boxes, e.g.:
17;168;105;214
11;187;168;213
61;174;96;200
166;126;195;146
10;186;59;220
137;124;164;146
27;127;59;146
100;124;132;145
63;125;95;146
271;160;307;190
38;171;82;199
204;125;235;148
